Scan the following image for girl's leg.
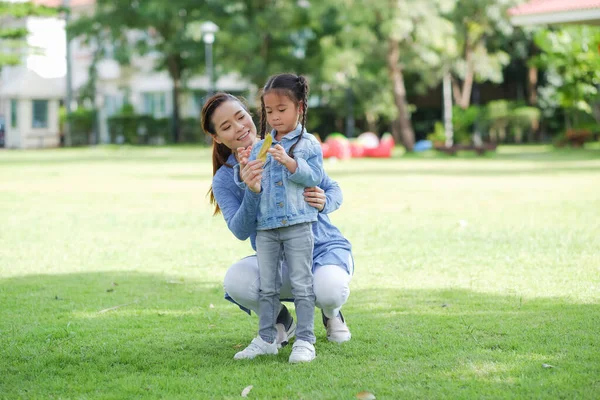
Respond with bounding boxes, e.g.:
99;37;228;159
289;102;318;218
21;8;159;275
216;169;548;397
256;230;284;344
223;255;296;346
224;256;294;314
282;223;315;344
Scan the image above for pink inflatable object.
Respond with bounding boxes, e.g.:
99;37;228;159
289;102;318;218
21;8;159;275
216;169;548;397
349;141;365;157
357;132;379;149
324;133;351;159
363;133;394;158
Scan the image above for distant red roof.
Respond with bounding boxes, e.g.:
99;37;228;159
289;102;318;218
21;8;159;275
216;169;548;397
32;0;95;7
509;0;600;16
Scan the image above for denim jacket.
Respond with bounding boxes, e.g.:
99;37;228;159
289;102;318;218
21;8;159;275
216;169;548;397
235;124;323;231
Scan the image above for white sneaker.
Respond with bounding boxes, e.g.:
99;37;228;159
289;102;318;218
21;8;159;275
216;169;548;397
276;320;296;349
323;311;352;343
289;340;316;363
234;336;278;360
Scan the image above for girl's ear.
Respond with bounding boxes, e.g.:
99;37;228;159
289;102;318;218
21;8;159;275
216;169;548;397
298;101;304;114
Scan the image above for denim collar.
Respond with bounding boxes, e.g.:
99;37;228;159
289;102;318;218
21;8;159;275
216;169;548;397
270;123;305;142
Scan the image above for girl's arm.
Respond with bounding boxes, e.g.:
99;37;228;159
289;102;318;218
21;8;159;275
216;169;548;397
286;140;324;187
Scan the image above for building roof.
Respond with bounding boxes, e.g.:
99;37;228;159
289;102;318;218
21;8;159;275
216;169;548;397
509;0;600;25
32;0;95;6
509;0;600;16
0;68;64;99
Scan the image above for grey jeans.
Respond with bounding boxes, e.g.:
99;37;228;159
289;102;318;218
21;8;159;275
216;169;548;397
256;222;315;344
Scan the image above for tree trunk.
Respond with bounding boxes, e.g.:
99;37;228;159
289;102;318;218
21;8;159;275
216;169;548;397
386;38;414;151
171;81;181;142
452;45;474;110
167;54;181;143
527;66;538;106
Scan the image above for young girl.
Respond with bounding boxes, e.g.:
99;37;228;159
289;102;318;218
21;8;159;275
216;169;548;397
233;73;324;363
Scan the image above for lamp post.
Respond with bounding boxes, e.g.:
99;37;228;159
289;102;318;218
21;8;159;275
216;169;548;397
188;21;219;96
63;0;73;147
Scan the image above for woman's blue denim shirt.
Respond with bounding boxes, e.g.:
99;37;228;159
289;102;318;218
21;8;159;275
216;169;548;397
234;125;323;231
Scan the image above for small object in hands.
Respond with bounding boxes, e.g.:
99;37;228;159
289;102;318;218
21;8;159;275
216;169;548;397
257;134;273;162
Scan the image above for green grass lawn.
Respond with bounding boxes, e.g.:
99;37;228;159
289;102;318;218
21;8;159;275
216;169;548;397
1;145;599;399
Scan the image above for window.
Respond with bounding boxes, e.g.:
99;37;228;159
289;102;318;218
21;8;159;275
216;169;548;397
10;99;17;128
104;95;121;117
32;100;49;128
142;92;167;118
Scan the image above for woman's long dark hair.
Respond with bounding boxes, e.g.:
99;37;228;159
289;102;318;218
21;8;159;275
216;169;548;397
201;92;249;215
259;73;309;158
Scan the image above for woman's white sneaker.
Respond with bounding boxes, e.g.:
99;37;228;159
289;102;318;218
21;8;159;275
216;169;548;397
276;320;296;349
288;340;316;363
322;311;352;343
234;336;278;360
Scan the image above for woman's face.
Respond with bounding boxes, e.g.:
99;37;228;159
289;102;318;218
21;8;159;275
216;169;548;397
211;100;257;150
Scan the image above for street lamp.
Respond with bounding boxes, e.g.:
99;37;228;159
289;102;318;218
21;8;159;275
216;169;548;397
188;21;219;96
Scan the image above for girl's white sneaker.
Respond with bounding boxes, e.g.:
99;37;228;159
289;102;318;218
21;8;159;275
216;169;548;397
234;336;278;360
288;340;316;363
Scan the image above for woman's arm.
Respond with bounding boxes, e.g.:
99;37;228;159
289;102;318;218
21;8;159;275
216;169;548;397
212;172;260;241
316;173;343;214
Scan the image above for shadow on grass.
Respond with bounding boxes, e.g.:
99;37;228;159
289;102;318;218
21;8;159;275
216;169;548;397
1;272;599;398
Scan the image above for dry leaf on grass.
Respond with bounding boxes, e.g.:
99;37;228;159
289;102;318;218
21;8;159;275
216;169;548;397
241;385;253;397
233;344;243;349
98;303;134;313
542;363;555;368
209;303;215;308
356;391;376;399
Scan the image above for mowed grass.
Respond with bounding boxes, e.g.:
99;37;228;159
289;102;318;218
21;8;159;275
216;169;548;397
0;145;599;399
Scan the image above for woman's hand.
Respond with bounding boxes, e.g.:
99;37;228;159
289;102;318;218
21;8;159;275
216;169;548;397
237;146;263;193
304;186;326;211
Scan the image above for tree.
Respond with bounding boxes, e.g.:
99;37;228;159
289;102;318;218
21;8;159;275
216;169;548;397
445;0;520;109
0;1;57;69
532;26;600;128
310;0;456;151
69;0;217;143
215;0;314;89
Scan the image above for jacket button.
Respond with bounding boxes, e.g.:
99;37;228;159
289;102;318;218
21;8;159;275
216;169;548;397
276;181;283;186
281;219;287;225
278;202;284;207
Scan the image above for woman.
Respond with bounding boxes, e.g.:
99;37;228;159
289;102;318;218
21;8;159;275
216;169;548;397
201;93;353;346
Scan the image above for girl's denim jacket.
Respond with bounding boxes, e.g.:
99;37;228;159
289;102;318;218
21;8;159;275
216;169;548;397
234;125;324;231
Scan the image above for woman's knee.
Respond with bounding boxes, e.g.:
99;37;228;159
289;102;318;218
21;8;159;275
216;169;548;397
313;264;350;310
223;257;260;304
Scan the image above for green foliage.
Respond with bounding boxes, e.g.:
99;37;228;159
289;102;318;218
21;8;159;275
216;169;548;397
427;121;446;144
532;26;600;123
0;1;58;68
453;105;482;142
482;101;542;143
69;108;96;146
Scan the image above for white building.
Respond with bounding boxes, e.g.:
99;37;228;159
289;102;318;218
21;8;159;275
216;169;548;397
0;0;249;148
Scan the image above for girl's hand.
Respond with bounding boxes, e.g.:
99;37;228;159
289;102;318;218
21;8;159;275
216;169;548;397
303;186;326;211
268;144;293;167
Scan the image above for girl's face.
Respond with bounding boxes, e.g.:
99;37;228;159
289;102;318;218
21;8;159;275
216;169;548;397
210;100;257;150
263;92;301;136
